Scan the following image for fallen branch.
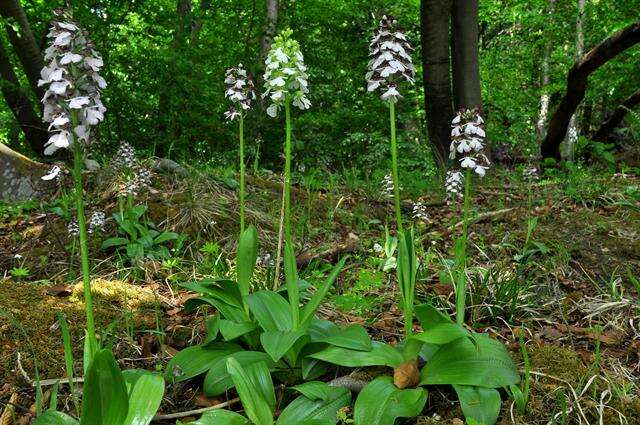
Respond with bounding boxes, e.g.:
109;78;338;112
450;207;515;229
152;397;240;421
296;233;360;268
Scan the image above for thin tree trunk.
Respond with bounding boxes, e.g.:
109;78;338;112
261;0;278;57
541;22;640;161
451;0;482;112
0;40;48;155
536;0;556;141
592;88;640;141
0;0;45;101
421;0;454;167
563;0;586;160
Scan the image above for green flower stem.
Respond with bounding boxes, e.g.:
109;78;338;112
239;114;246;234
456;167;473;325
70;111;98;362
284;100;293;246
389;102;403;232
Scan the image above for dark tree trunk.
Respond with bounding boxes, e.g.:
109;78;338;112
541;22;640;161
0;40;48;155
420;0;454;167
592;88;640;141
0;0;45;102
451;0;482;112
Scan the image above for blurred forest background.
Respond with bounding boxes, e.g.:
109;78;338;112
1;0;639;176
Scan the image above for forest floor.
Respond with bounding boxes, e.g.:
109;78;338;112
0;164;639;424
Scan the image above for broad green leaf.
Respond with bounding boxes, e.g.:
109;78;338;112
301;357;330;380
260;330;308;362
309;341;403;368
414;303;452;329
164;342;241;382
220;320;257;341
184;295;249;323
237;225;258;300
299;257;346;327
80;349;128;425
180;279;244;310
227;358;274;425
101;237;129;249
32;411;78;425
153;231;179;244
308;320;372;351
277;382;351;425
420;335;520;388
454;385;502;425
123;373;165;425
191;410;250;425
353;376;427;425
204;314;221;343
247;291;293;332
284;242;300;327
409;323;469;345
204;351;283;396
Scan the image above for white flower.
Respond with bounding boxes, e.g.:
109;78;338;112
263;29;309;117
60;52;83;64
412;202;430;222
41;165;62;181
44;131;71;155
373;243;383;253
88;211;106;234
68;96;90;109
449;109;490;178
445;170;464;202
367;15;415;103
224;63;255;121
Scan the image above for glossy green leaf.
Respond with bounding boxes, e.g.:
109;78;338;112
123;373;165;425
227;358;275;425
164;342;241;382
454;385;502;425
299;257;346;328
309;341;403;368
261;330;308;362
353;376;427;425
180;279;244;310
237;225;258;300
420;335;520;388
204;351;283;396
32;411;78;425
414;303;452;329
101;237;129;249
79;349;128;425
308;320;372;351
191;410;250;425
220;320;257;341
247;291;293;332
409;323;469;345
277;381;351;425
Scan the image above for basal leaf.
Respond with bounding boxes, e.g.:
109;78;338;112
353;376;427;425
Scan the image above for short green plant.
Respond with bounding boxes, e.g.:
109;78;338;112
33;348;165;425
101;204;180;265
10;266;30;280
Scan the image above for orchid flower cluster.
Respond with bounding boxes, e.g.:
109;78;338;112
522;166;540;181
88;211;106;234
111;141;153;197
449;109;490;177
382;174;395;198
263;28;310;117
445;170;464;202
224;64;256;121
366;15;416;103
39;10;106;155
41;164;66;182
412;201;429;222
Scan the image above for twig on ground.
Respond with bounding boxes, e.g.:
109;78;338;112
152;397;240;421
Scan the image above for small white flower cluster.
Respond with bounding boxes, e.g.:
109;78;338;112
224;64;256;121
381;174;395;198
522;166;540;181
445;170;464;202
121;165;152;197
88;211;106;234
450;109;490;177
257;252;274;267
366;15;415;103
263;28;310;117
111;141;136;170
412;201;429;222
39;10;106;155
67;219;79;236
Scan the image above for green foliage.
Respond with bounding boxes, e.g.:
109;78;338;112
353;376;427;425
101;204;181;265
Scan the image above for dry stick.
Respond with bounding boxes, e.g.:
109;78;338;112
449;207;515;229
273;179;286;290
151;397;240;421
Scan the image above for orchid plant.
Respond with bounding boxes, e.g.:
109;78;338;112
39;9;106;365
224;63;256;233
447;108;490;325
367;15;415;232
263;28;310;247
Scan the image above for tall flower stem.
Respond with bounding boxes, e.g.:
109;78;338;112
284;100;293;246
389;102;403;232
239;114;246;234
70;112;98;362
456;168;473;325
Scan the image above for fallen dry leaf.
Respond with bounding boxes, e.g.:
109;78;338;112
393;360;420;389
